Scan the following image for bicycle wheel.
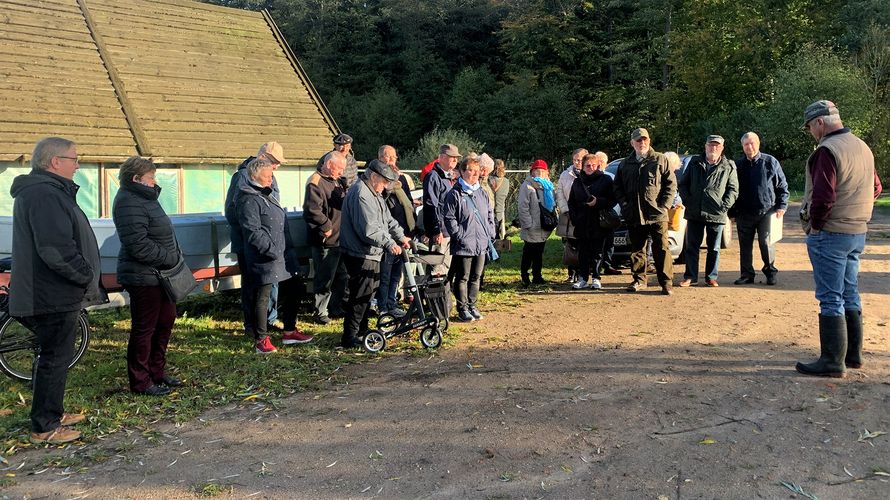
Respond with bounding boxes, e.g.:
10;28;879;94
0;312;90;383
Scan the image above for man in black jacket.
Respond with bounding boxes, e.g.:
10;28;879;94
10;137;107;444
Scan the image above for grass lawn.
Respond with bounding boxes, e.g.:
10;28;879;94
0;233;568;455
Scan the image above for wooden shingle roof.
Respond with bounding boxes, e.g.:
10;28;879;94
0;0;338;164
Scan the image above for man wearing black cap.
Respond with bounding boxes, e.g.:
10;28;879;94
796;100;883;378
339;159;412;348
613;128;677;295
317;133;358;187
678;135;738;288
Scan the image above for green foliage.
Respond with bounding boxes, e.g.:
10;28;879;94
758;46;873;163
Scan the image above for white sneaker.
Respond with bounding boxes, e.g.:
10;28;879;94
590;278;602;290
572;278;589;290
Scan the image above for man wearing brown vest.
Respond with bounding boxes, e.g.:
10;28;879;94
796;100;883;378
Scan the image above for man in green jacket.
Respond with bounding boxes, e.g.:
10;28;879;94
678;135;739;287
613;128;677;295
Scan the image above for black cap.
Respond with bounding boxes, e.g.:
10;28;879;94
333;133;353;145
366;159;398;181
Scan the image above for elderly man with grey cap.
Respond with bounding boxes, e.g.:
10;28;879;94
678;135;738;288
317;133;359;187
796;100;883;378
613;127;677;295
422;143;461;275
339;159;412;349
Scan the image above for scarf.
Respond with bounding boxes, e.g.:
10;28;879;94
531;177;555;211
458;177;480;192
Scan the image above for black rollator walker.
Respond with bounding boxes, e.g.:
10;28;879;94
363;244;450;353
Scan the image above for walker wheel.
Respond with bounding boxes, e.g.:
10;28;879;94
376;313;398;334
419;326;442;349
363;330;386;353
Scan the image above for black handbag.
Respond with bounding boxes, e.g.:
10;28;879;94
155;253;197;302
540;204;559;231
598;208;621;229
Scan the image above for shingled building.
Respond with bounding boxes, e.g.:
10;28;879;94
0;0;339;217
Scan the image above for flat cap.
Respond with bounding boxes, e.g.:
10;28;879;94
802;100;839;127
366;159;399;182
333;133;353;145
439;144;462;157
258;141;285;164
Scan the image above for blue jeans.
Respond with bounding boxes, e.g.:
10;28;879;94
684;220;724;282
806;230;865;316
375;251;403;312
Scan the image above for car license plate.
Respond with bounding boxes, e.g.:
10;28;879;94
614;235;627;246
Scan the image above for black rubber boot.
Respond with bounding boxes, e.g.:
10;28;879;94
845;309;863;369
795;314;847;378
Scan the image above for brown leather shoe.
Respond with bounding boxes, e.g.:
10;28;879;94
705;279;719;287
60;413;85;426
30;427;81;445
679;278;695;287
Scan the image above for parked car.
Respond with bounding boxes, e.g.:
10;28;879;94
604;155;731;265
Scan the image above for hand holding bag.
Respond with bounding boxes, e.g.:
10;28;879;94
155;251;198;302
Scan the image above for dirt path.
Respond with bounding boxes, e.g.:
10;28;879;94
4;209;890;499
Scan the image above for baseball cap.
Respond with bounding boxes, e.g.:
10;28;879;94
706;135;725;145
530;159;548;171
439;144;462;158
631;128;650;140
257;141;285;164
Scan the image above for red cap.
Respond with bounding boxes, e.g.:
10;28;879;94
530;159;548;171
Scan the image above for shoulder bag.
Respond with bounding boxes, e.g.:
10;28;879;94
155;240;198;302
598;207;621;229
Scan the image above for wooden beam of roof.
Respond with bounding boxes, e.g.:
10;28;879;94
261;8;339;137
76;0;151;156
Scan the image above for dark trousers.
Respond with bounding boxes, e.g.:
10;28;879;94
601;229;616;269
376;251;403;313
451;254;486;312
628;222;672;286
19;310;80;433
565;238;579;278
736;212;777;279
311;245;347;317
278;276;301;331
342;255;381;347
244;283;273;341
578;231;608;281
126;285;176;392
237;252;278;332
684;220;724;282
521;241;546;280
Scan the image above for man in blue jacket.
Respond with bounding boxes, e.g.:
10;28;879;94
422;144;461;276
731;132;789;286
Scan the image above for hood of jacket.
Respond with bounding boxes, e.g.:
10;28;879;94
11;169;78;199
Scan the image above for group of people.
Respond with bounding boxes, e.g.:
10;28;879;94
6;100;882;445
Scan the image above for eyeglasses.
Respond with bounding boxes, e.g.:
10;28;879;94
56;155;80;164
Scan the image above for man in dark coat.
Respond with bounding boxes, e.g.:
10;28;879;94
678;135;739;287
732;132;789;286
10;137;107;444
422;144;461;275
613;128;677;296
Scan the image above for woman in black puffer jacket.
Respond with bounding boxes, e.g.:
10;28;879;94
568;153;616;291
112;157;181;396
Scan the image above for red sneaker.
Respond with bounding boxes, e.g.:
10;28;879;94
282;329;314;345
255;336;278;354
